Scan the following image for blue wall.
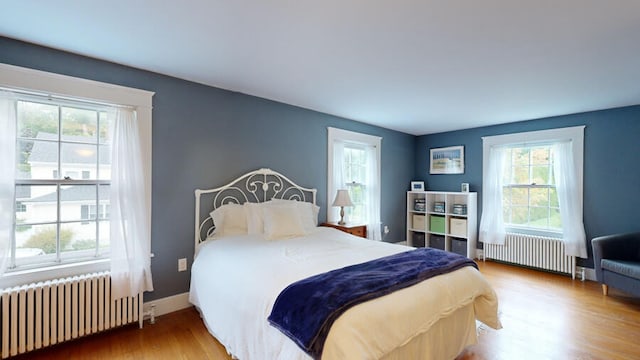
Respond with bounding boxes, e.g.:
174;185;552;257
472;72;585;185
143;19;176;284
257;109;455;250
415;106;640;267
5;34;637;292
1;37;415;300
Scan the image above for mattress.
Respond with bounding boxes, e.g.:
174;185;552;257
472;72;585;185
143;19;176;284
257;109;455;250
189;227;501;359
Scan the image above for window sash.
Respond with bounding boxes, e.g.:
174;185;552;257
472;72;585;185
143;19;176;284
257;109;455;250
10;95;111;271
500;143;560;234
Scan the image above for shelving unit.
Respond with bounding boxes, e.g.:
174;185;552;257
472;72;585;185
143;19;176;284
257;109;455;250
406;191;478;259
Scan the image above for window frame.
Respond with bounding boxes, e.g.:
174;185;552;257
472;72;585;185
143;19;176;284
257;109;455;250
13;96;113;270
502;144;560;234
0;63;153;289
327;127;381;225
342;143;368;223
482;126;584;237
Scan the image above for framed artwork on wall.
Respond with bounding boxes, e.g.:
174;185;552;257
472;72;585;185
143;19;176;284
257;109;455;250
430;146;464;174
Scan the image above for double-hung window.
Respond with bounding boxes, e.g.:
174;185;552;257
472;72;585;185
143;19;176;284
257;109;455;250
1;63;153;293
13;96;112;269
342;144;368;222
480;126;587;258
327;127;382;240
502;145;560;233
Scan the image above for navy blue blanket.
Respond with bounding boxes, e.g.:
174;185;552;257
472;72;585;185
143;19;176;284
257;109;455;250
267;247;477;358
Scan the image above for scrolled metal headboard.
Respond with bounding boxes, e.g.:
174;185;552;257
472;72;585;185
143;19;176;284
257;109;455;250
194;168;317;247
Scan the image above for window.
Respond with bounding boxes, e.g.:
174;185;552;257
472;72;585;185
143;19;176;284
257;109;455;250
343;144;368;222
328;127;382;240
480;126;587;257
502;145;561;232
1;63;153;288
13;96;112;269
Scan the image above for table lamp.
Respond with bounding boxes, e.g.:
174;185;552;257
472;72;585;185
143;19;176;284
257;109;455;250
332;189;353;225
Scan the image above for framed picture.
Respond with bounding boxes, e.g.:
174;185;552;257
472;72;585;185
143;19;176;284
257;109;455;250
461;183;469;192
410;181;425;191
430;146;464;174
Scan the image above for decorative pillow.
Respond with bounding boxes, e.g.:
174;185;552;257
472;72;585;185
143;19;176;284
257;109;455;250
262;204;307;240
210;203;247;236
244;202;265;235
269;199;319;233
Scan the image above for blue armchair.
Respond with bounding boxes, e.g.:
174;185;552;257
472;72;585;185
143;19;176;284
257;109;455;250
591;232;640;297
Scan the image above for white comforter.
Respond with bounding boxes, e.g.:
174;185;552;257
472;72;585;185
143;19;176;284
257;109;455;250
189;227;501;360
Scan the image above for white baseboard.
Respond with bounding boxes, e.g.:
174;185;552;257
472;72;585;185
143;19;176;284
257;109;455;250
143;291;191;318
578;267;597;282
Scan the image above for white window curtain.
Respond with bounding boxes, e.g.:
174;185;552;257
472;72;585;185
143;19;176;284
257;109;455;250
109;108;153;300
327;127;382;241
479;145;507;245
553;141;587;258
330;139;346;222
364;144;382;241
0;91;16;275
329;141;382;240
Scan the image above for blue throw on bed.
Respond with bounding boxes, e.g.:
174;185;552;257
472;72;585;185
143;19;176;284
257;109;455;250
267;247;478;358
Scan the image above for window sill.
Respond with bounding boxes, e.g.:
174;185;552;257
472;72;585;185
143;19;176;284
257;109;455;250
505;226;562;239
0;259;110;289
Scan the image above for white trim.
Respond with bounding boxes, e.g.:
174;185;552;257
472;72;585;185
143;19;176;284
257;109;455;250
0;63;154;283
0;259;109;289
482;126;585;185
0;63;153;109
327;127;382;222
143;292;192;317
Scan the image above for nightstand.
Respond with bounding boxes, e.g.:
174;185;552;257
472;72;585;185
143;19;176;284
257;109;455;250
320;222;367;239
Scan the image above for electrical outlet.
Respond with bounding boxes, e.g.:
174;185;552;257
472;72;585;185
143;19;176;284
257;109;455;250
383;225;390;234
178;258;187;272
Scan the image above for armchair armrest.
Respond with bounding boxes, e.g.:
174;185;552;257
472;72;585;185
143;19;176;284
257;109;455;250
591;232;640;282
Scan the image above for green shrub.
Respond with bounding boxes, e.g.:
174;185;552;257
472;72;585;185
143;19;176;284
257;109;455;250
23;227;73;254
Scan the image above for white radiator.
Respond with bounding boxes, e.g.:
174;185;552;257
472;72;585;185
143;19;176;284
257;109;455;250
0;272;141;359
484;233;576;279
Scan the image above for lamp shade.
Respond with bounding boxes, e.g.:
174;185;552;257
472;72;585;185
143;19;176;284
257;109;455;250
332;189;354;207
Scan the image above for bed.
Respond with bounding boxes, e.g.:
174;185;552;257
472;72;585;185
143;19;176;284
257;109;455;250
189;168;501;360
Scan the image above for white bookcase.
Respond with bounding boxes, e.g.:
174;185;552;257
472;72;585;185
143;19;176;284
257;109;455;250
406;191;478;259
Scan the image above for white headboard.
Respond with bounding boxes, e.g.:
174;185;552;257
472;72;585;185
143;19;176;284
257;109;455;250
194;168;317;247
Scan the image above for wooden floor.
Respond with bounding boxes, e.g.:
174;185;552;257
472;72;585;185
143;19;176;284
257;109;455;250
12;261;640;360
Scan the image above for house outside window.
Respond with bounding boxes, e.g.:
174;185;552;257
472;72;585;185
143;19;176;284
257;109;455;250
13;98;112;269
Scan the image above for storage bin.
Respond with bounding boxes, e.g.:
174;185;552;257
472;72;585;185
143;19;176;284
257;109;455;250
412;232;425;247
451;238;467;257
429;215;445;233
429;235;445;250
449;218;467;237
452;204;467;215
412;214;426;229
433;202;445;213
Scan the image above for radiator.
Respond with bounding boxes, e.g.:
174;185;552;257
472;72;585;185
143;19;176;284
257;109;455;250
0;272;141;359
484;233;576;279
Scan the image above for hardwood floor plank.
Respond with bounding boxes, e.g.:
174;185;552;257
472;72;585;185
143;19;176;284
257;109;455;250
11;261;640;359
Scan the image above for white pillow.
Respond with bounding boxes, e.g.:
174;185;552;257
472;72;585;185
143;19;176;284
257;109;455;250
243;202;265;235
262;205;307;240
210;203;247;236
269;199;319;232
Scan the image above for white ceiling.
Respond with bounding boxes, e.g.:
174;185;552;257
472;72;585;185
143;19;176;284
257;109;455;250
2;1;640;135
